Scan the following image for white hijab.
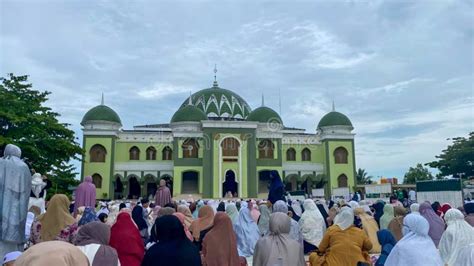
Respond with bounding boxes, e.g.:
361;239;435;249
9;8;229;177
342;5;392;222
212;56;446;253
298;199;326;247
385;214;443;266
454;243;474;266
333;206;354;230
410;203;420;214
291;200;303;217
439;209;474;266
31;173;46;198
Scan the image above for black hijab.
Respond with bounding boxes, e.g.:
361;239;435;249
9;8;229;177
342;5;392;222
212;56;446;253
372;201;385;227
142;215;201;266
217;202;226;212
268;170;285;204
316;203;329;228
132;205;148;231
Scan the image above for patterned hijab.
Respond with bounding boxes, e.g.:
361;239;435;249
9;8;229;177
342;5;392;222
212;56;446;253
38;194;75;241
78;207;98;226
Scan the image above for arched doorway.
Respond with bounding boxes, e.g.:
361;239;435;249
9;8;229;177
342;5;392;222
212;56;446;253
182;171;198;194
258;170;272;194
128;176;141;199
222;170;238;197
114;175;123;199
338;174;348;187
144;175;157;199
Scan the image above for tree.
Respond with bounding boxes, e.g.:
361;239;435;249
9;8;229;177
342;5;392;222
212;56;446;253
426;132;474;179
356;168;373;184
403;163;434;184
46;163;80;200
0;74;82;197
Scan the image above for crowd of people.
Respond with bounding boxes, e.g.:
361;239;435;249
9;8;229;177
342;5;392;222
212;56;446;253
1;143;474;266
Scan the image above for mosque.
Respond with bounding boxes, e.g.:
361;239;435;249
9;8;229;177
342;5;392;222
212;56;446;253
80;73;356;200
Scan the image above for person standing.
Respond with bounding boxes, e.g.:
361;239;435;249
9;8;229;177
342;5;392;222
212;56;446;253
28;173;47;213
408;189;416;203
267;170;285;205
154;179;172;207
74;176;96;216
0;144;31;258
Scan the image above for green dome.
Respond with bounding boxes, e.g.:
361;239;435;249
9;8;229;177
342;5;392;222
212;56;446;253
318;111;353;128
247;106;283;125
81;105;122;125
171;105;208;123
179;85;252;120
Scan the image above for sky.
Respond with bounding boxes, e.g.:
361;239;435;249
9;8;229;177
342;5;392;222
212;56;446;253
1;0;473;181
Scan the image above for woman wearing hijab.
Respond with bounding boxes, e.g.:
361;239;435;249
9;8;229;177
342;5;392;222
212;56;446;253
375;229;397;266
440;203;452;217
202;212;240;266
439;209;474;266
268;170;285;204
98;213;108;223
249;200;261;223
454;243;474;265
142;215;201;266
291;200;303;217
299;199;326;253
132;205;149;244
380;204;394;230
189;205;214;251
431;201;443;217
419;202;445;247
272;200;303;245
234;204;261;257
326;206;337;226
257;204;271;236
173;212;193;241
253;212;305;266
372;201;385;227
193;200;204;219
409;203;420;214
385;214;443;266
74;221;119;266
177;205;194;228
464;202;474;226
354;207;381;253
29;194;78;244
387;206;406;241
217;201;226;212
15;241;88;266
78;207;99;226
110;212;144;266
310;207;372;266
74;176;96;216
288;206;301;222
226;203;239;223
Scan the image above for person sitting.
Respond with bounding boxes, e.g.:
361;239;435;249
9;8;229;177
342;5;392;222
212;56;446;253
299;199;326;253
74;221;120;266
309;207;372;266
272;200;303;245
253;212;305;266
189;205;214;251
387;206;407;241
15;241;88;266
97;213;108;223
78;206;98;226
419;202;445;247
109;212;144;266
234;202;260;257
375;229;397;266
142;215;201;266
439;209;474;266
29;194;79;245
354;207;381;253
464;202;474;226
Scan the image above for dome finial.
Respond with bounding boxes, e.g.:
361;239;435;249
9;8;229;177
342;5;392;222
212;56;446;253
261;93;265;107
188;91;193;106
212;64;219;87
101;93;104;105
332;100;335;111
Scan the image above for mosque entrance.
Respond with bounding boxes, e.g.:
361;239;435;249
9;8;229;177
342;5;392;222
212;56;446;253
114;176;124;199
182;171;199;194
258;170;272;194
128;176;141;199
222;170;238;197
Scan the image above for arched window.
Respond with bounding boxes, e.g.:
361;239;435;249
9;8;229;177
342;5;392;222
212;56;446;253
182;138;199;158
222;137;240;157
89;144;106;162
334;147;348;164
302;148;311;161
92;173;102;188
129;146;140;160
146;146;156;160
162;146;173;160
286;148;296;161
258;139;275;159
337;174;348;187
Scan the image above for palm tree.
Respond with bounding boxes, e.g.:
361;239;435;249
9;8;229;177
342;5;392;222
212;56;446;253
356;168;373;184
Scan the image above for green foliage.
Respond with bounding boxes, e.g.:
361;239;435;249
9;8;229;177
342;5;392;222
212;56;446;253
356;168;373;184
46;163;80;200
403;163;434;184
0;74;83;196
426;132;474;179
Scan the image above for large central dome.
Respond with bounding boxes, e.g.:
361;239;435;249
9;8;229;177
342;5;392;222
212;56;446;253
179;84;252;120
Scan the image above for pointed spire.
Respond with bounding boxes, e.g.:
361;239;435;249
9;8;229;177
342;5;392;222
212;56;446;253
261;94;265;106
212;64;219;87
101;93;104;105
188;91;193;105
278;88;282;115
332;100;335;111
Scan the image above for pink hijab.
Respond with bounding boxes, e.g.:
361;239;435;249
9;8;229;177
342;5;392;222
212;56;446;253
173;212;193;241
249;200;261;223
74;176;96;215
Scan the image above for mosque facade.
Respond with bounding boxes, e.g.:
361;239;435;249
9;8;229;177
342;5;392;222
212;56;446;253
80;78;356;200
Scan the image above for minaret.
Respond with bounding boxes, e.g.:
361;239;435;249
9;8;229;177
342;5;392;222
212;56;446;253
261;93;265;106
188;91;193;105
332;100;335;112
101;93;104;105
213;64;219;87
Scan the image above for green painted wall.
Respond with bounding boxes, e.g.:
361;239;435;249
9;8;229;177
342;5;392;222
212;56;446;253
82;136;114;198
325;140;356;192
281;144;325;163
114;142;173;162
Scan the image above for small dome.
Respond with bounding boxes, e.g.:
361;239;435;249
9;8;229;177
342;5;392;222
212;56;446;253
317;111;353;128
81;105;122;126
171;105;208;123
247;106;283;125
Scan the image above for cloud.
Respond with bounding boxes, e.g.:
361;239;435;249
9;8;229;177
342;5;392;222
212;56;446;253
137;83;194;99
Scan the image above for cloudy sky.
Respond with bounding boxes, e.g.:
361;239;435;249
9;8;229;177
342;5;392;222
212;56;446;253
1;0;473;180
